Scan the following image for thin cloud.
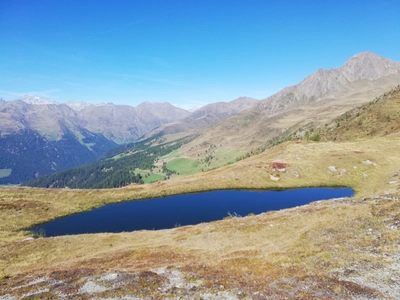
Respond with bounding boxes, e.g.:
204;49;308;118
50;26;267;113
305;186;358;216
0;89;60;101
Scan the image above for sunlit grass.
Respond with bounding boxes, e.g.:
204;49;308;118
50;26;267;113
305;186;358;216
167;158;203;175
0;135;399;297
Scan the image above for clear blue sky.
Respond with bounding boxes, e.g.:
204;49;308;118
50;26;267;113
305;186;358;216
1;0;399;109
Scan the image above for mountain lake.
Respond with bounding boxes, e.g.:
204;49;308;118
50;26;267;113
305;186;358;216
31;187;353;237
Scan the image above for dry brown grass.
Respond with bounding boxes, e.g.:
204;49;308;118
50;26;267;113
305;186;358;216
1;194;398;298
1;134;400;297
310;85;400;142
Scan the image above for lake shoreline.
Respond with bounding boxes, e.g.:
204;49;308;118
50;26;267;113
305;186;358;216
30;187;353;237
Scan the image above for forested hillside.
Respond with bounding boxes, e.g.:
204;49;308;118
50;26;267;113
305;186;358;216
0;129;116;184
25;135;196;188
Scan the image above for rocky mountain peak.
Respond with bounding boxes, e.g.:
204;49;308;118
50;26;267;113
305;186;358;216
231;96;257;104
340;52;400;81
0;98;5;102
65;101;93;111
258;52;400;117
20;95;57;105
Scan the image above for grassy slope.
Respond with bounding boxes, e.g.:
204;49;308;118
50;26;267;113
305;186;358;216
1;135;400;297
1;87;400;298
179;83;399;167
311;85;400;142
135;169;165;183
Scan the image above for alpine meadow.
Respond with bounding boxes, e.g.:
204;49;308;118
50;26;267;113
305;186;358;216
1;1;400;299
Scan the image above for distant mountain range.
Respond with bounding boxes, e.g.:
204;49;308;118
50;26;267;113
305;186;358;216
1;51;399;185
1;98;191;142
143;96;258;137
0;95;257;183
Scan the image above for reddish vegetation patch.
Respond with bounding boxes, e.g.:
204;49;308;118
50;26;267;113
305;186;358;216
354;151;364;154
270;162;287;169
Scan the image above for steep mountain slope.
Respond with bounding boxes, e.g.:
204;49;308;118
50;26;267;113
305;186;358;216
258;52;400;115
0;129;116;184
302;84;400;142
143;97;258;137
25;135;196;188
180;52;400;160
0;100;118;184
78;102;191;143
0;98;191;143
0;98;189;184
0;100;82;140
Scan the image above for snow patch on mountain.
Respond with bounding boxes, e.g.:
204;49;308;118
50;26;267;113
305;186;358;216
20;95;57;105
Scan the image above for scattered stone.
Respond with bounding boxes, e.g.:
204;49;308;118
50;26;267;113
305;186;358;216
21;237;34;242
389;181;398;185
363;160;375;166
328;166;337;172
79;281;108;294
270;175;280;181
100;273;119;281
353;166;357;169
362;173;368;177
278;168;286;172
152;267;202;292
0;295;15;300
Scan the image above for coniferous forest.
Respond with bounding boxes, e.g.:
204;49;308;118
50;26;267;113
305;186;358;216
25;135;195;188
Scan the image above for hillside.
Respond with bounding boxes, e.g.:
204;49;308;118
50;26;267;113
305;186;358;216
25;135;196;188
76;102;191;143
142;96;258;138
22;96;258;188
0;129;116;184
21;53;400;188
1;122;400;298
177;52;400;163
0;98;191;143
0;99;190;184
302;84;400;142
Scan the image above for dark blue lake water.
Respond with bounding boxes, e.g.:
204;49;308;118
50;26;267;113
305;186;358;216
31;188;353;237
